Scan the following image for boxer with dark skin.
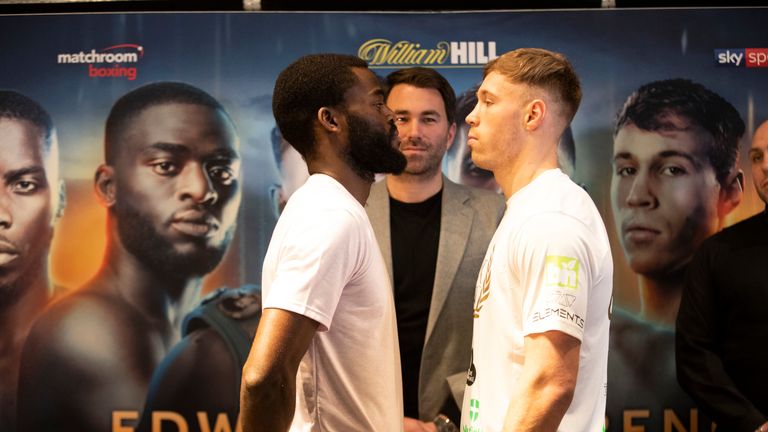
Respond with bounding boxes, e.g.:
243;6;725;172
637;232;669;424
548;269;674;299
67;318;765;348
17;82;242;432
0;90;64;432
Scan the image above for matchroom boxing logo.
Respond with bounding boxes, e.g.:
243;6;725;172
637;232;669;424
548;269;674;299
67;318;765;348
57;44;144;80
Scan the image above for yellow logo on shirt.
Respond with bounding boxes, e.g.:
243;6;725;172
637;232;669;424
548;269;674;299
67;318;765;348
545;256;580;290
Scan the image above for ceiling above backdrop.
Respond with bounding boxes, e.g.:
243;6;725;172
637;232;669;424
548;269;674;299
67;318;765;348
0;0;765;13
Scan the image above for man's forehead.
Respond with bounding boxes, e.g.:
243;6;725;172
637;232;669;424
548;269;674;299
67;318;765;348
614;123;712;156
751;122;768;149
0;117;49;161
351;67;381;93
478;72;518;95
388;84;445;115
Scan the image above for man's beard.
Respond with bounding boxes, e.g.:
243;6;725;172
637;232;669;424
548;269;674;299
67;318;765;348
114;200;233;283
345;113;406;181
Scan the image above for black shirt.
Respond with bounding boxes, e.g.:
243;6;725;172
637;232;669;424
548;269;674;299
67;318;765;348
676;208;768;431
390;189;442;419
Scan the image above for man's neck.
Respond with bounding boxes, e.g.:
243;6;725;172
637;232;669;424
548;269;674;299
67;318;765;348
92;234;202;329
637;272;684;328
495;138;558;200
0;279;49;356
307;161;374;206
386;170;443;203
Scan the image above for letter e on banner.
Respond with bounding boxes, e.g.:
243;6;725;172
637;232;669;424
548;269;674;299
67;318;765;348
746;48;768;68
112;411;138;432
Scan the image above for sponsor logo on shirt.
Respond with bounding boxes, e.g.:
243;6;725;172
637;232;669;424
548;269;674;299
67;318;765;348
466;349;476;386
545;255;580;290
532;305;585;329
473;247;494;318
469;398;480;422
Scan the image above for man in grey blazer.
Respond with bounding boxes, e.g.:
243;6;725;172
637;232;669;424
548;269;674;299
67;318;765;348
366;67;504;432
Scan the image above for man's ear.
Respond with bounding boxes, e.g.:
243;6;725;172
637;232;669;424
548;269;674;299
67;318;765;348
94;164;117;207
54;179;66;221
317;106;342;133
718;169;743;219
524;99;546;131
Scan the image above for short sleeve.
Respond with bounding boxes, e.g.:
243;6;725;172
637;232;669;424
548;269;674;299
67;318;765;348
263;208;364;331
515;212;595;341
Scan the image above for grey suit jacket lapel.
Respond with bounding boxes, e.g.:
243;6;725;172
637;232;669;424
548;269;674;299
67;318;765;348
425;177;473;342
365;180;393;281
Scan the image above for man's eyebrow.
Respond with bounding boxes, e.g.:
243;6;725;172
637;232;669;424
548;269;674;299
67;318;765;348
141;142;189;156
3;166;47;183
656;150;702;168
419;109;441;117
208;147;240;161
612;152;635;163
612;150;702;167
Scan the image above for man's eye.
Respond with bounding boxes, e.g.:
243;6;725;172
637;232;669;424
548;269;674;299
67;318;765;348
660;166;687;176
11;180;39;194
209;166;236;185
616;166;636;177
151;161;178;175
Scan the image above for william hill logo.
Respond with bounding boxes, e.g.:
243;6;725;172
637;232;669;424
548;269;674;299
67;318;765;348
358;39;498;68
57;43;144;80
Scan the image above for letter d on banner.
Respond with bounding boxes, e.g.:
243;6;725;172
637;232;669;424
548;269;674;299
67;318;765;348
153;411;188;432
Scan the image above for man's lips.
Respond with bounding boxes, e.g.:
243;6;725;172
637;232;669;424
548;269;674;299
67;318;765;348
400;146;427;152
622;222;661;242
171;210;219;238
0;240;19;266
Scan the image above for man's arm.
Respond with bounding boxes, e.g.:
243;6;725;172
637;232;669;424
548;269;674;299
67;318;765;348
502;331;581;432
239;308;318;432
137;328;241;431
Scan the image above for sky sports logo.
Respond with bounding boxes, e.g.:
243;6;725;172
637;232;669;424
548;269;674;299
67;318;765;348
715;48;768;68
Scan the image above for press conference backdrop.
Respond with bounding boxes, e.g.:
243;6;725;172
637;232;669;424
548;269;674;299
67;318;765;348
1;8;767;431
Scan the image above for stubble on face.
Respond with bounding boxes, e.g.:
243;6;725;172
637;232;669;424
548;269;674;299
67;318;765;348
387;85;452;179
466;73;527;176
750;122;768;204
610;123;723;279
109;103;240;286
113;200;233;281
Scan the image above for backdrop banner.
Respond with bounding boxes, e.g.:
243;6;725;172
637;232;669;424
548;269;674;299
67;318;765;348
1;8;766;432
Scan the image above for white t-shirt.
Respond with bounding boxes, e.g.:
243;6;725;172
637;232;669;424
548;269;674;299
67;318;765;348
461;169;612;432
262;174;404;432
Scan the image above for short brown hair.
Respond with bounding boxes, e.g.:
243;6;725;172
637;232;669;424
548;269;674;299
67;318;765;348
484;48;581;123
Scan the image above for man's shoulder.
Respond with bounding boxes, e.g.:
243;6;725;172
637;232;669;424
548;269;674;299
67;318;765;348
712;210;766;245
26;288;157;366
444;177;505;211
